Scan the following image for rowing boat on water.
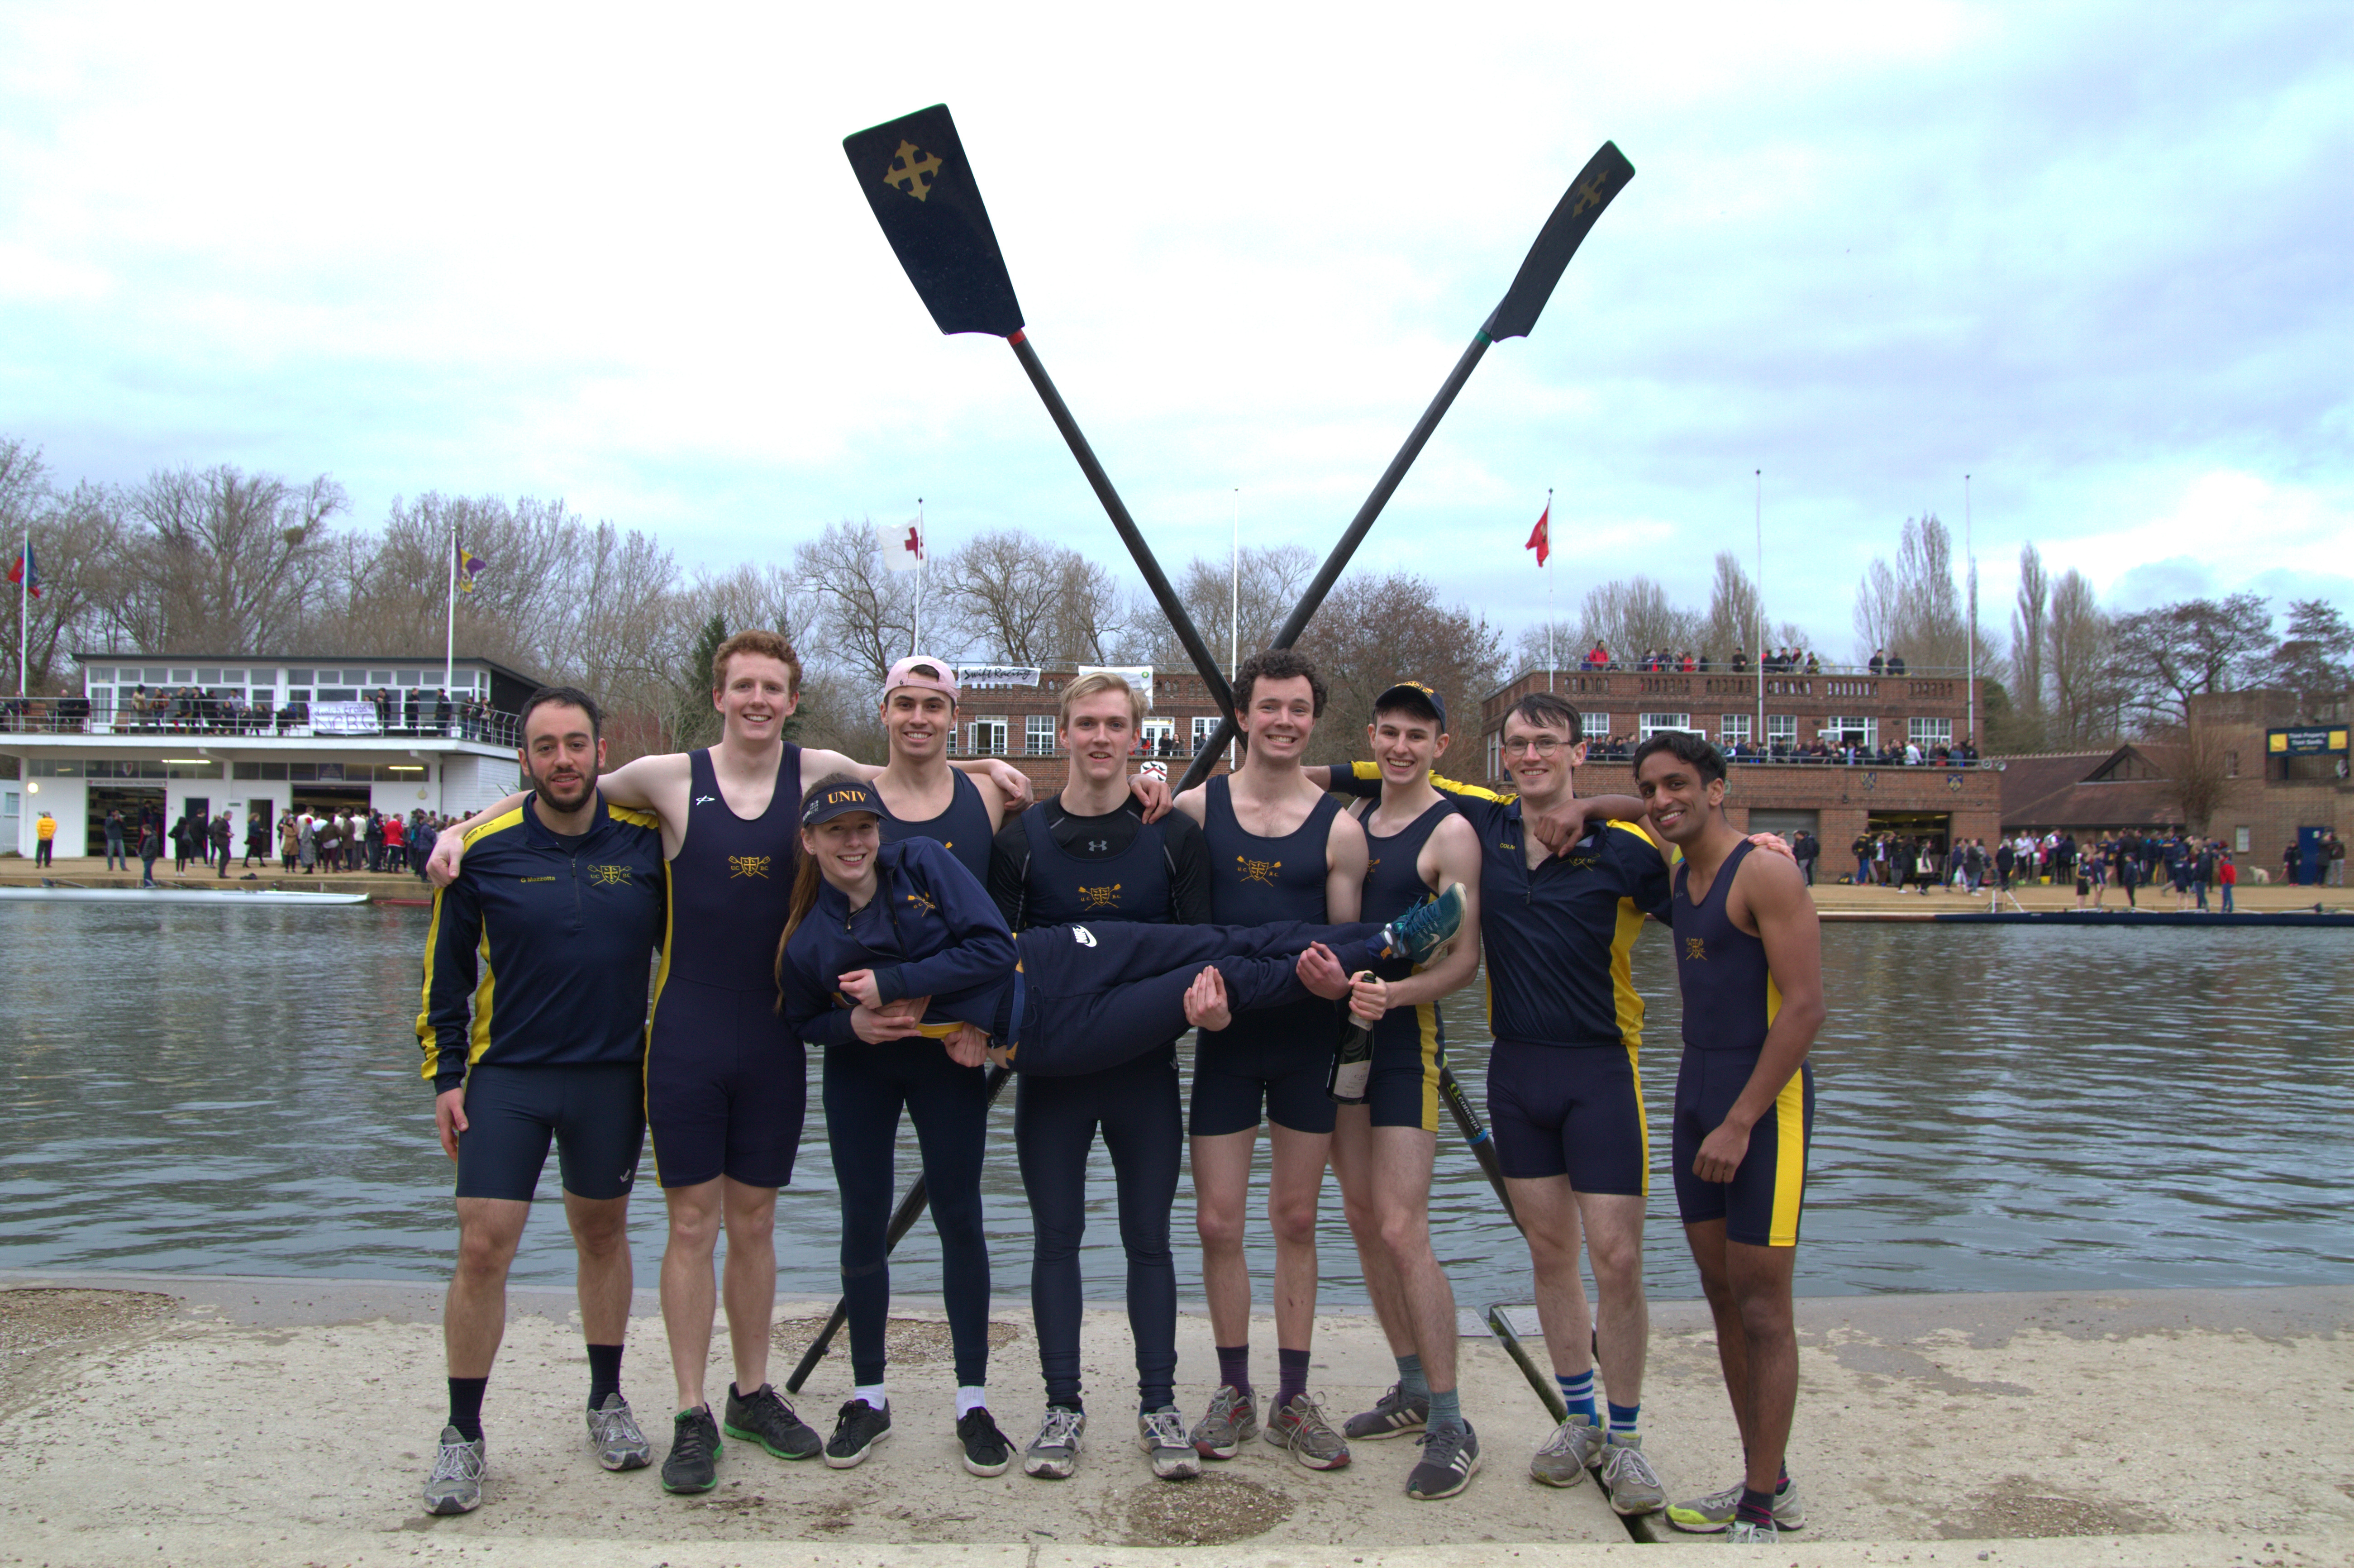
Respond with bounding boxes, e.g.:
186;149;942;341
0;885;370;906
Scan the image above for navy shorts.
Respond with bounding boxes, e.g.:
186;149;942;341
1671;1048;1813;1247
1364;1000;1444;1133
645;977;806;1189
1487;1039;1648;1195
453;1062;644;1203
1189;1000;1339;1136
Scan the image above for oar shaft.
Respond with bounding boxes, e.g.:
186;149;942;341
1007;332;1236;724
1436;1061;1520;1230
1174;331;1494;792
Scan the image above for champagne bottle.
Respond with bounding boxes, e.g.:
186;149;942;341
1327;975;1376;1105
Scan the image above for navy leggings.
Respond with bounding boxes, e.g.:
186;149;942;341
1015;1046;1182;1411
822;1040;992;1387
1012;917;1389;1077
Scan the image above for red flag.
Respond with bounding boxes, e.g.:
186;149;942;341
1524;504;1550;568
7;541;39;599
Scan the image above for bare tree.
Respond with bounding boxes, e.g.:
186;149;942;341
1295;571;1509;765
939;529;1062;665
2043;568;2119;747
1704;551;1763;663
2108;593;2274;729
795;519;920;687
118;464;347;653
1577;576;1702;662
1852;514;1968;670
1051;552;1142;665
2163;719;2233;834
2011;542;2048;724
1;443;135;693
1143;543;1315;672
2269;599;2354;717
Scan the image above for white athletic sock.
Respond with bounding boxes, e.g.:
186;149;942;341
955;1384;988;1417
853;1383;888;1411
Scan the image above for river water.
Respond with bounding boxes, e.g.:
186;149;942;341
2;903;2349;1304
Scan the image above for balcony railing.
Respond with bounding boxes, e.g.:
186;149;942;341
0;701;521;747
1525;672;1965;703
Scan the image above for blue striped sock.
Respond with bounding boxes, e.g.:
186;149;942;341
1555;1369;1596;1424
1608;1399;1640;1440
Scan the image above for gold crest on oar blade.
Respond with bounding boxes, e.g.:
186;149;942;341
884;140;943;201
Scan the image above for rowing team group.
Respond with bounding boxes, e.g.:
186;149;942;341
413;631;1822;1544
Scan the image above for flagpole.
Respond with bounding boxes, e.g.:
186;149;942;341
443;522;457;694
1545;488;1554;692
1754;469;1764;746
913;497;924;657
1964;472;1976;750
17;528;27;701
1229;487;1239;771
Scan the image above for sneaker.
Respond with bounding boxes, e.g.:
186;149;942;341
1383;882;1466;966
661;1406;722;1494
723;1382;820;1461
1599;1433;1665;1516
1725;1518;1779;1544
1342;1382;1428;1441
824;1397;891;1469
1529;1412;1605;1488
1265;1392;1351;1471
958;1407;1013;1477
423;1426;485;1514
587;1392;651;1471
1022;1405;1086;1479
1667;1479;1807;1535
1190;1384;1258;1459
1138;1406;1202;1480
1405;1420;1480;1500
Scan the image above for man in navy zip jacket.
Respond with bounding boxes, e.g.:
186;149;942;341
415;686;665;1516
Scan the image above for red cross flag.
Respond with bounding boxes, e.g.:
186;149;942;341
1525;501;1550;568
878;515;924;572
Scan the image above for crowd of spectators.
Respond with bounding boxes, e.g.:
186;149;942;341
1577;732;1982;767
1844;828;2273;911
0;685;504;740
101;801;457;886
1572;643;1934;677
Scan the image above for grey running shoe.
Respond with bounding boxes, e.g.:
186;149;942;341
1405;1420;1480;1500
958;1407;1013;1477
587;1392;651;1471
423;1425;484;1514
1022;1405;1086;1479
1529;1412;1605;1487
1190;1384;1258;1459
661;1406;722;1494
1383;882;1466;966
1667;1478;1807;1534
1138;1406;1201;1480
1725;1518;1779;1544
1343;1382;1428;1441
1599;1433;1666;1516
723;1382;820;1461
824;1397;891;1469
1265;1392;1351;1471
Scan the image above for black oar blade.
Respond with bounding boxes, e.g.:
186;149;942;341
844;104;1025;337
1482;140;1634;342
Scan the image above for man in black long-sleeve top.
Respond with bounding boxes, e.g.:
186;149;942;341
415;686;665;1516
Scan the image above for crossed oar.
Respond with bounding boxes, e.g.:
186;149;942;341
786;105;1633;1396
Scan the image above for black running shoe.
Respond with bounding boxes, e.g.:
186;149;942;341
824;1397;891;1469
660;1406;722;1494
1405;1420;1481;1501
723;1382;821;1461
957;1406;1013;1477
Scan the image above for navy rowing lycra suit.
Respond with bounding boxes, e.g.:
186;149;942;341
986;797;1211;1415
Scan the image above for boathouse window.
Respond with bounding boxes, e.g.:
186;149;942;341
1719;715;1753;746
2225;751;2239;778
970;718;1009;755
1639;713;1693;741
1908;718;1954;750
1767;715;1797;748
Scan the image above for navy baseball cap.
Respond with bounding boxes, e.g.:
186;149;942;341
802;778;882;827
1373;681;1447;730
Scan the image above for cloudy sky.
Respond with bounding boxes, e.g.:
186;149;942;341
2;2;2348;663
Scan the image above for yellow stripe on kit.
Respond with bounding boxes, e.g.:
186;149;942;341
1625;1037;1650;1198
1415;1001;1442;1134
1768;1069;1806;1246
